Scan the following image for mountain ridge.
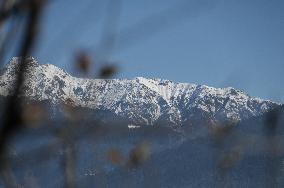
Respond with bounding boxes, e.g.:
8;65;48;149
0;57;280;127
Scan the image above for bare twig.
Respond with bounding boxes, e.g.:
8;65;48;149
0;0;44;168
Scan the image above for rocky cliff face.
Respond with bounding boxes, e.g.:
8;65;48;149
0;57;279;127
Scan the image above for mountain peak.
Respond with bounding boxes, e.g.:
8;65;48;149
0;57;280;127
8;56;39;68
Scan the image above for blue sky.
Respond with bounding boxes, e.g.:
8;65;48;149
32;0;284;102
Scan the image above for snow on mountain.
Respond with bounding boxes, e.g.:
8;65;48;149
0;57;279;126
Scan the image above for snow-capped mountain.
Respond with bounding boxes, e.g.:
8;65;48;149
0;57;279;126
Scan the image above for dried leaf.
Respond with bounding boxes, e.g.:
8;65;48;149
99;64;117;78
22;103;45;127
128;142;151;167
107;148;123;165
75;51;91;73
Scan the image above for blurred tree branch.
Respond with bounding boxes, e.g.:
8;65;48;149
0;0;44;170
